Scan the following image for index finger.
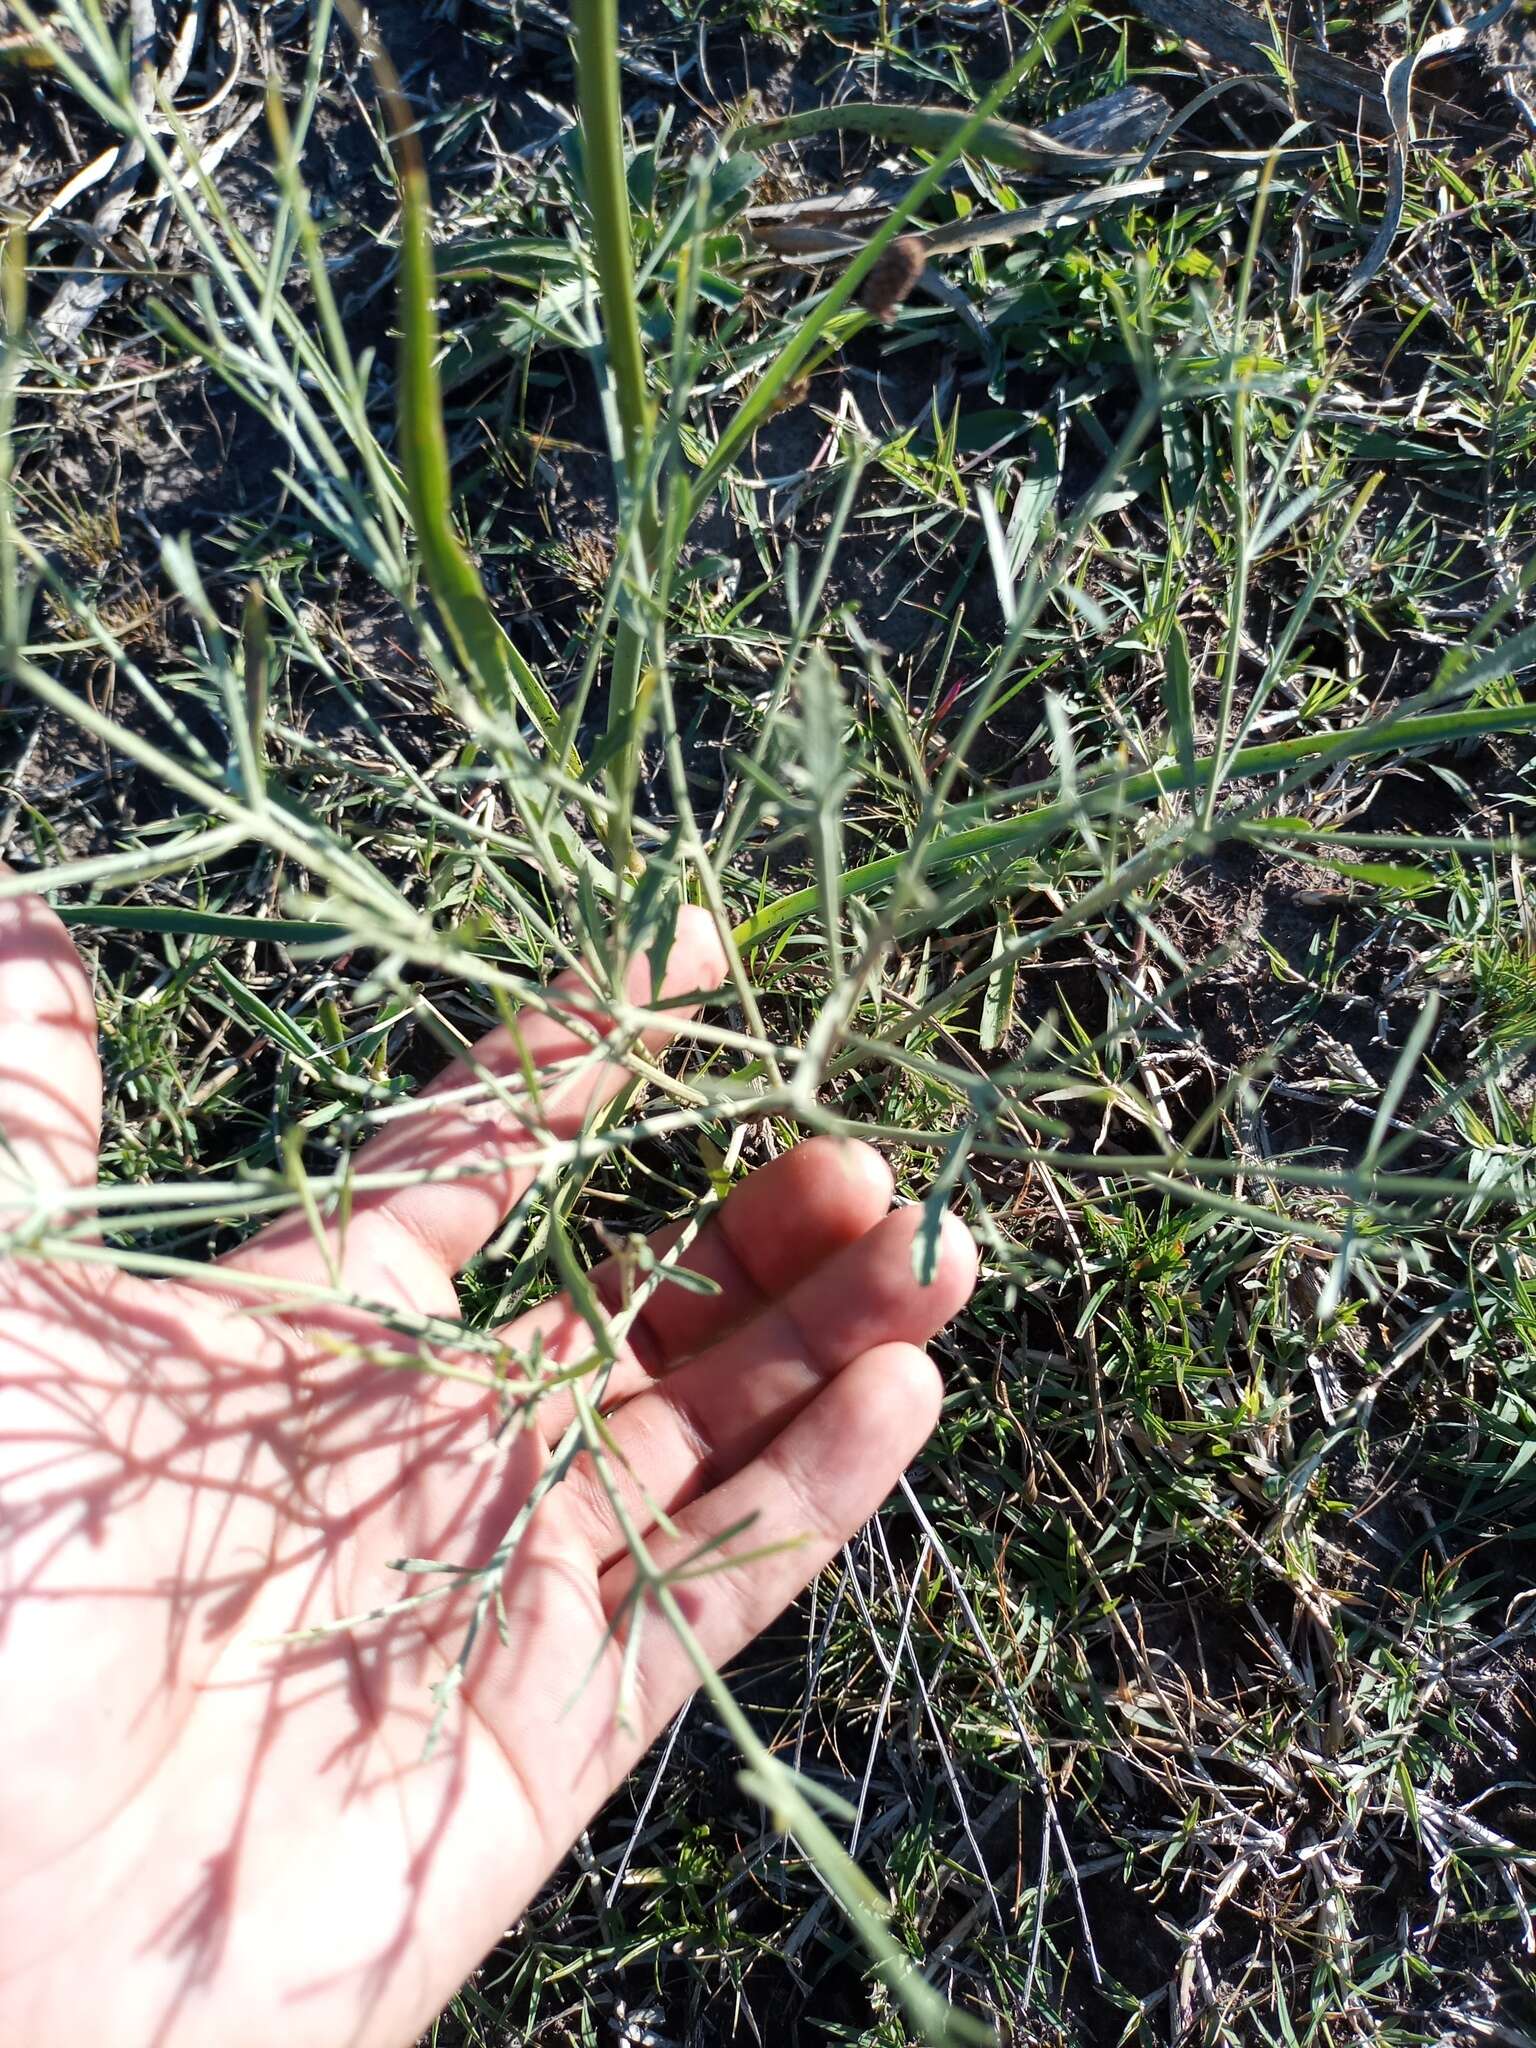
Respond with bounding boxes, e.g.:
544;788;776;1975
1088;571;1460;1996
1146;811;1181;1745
225;909;728;1313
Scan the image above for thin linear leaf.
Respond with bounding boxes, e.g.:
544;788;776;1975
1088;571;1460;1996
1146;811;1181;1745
734;696;1536;947
374;49;570;763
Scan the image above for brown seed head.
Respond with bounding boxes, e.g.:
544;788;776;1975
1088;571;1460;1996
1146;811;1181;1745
859;235;927;324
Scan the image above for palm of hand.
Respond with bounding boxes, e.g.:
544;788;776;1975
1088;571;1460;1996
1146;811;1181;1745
0;895;975;2048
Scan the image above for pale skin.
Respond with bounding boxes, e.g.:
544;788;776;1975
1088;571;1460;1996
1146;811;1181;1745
0;889;977;2048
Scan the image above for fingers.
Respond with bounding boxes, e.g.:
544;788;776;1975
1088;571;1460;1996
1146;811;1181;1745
434;1196;971;1876
501;1136;895;1442
555;1203;976;1569
0;885;102;1208
225;909;728;1311
592;1341;943;1778
454;1340;944;1864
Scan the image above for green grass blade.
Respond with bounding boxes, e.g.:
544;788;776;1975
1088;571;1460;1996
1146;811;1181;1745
54;906;351;946
734;696;1536;947
371;40;570;766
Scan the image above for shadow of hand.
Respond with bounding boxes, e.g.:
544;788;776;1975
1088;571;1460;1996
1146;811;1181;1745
0;891;976;2048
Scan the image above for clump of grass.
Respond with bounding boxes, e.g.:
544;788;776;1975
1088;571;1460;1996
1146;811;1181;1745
1473;936;1536;1050
4;0;1536;2042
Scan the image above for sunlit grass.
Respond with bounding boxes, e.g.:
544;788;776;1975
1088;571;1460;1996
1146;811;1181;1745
4;0;1536;2040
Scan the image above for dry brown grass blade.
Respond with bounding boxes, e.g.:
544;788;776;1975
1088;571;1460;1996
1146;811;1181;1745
742;85;1181;283
1128;0;1399;134
1038;83;1173;156
738;85;1171;178
748;173;1196;273
738;89;1171;246
30;0;257;350
1337;0;1517;303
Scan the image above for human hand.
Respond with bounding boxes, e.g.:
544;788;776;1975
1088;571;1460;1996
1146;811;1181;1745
0;892;976;2048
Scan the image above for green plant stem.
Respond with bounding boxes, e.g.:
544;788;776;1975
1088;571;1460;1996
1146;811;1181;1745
386;83;564;747
571;0;660;878
572;0;652;480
